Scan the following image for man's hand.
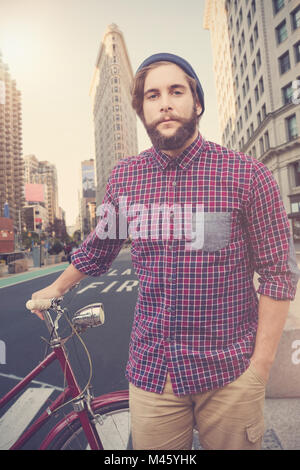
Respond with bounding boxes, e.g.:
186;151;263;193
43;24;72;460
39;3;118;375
30;284;64;320
28;263;86;320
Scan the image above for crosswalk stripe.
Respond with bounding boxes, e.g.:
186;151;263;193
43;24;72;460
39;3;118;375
0;387;54;449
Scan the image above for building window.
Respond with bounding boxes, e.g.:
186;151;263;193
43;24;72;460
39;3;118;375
250;35;254;52
251;0;256;14
248;98;252;114
276;20;288;44
252;145;257;158
273;0;284;15
254;23;258;41
279;51;291;74
282;82;294;104
262;103;267;119
291;5;300;30
252;60;257;77
286;114;298;141
264;131;270;150
255;85;259;102
293;161;300;187
294;41;300;63
257;111;262;125
259;137;264;155
259;76;264;94
256;49;261;68
247;11;252;28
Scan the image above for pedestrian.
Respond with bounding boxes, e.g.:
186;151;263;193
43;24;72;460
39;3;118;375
30;53;300;450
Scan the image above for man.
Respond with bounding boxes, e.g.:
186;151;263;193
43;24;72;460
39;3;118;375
31;53;300;450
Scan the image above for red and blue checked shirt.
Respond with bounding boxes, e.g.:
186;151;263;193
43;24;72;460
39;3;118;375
72;133;300;396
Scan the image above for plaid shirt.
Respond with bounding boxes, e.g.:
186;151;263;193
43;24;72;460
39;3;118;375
72;133;299;396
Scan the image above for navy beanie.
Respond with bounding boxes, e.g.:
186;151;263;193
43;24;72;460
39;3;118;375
136;53;205;116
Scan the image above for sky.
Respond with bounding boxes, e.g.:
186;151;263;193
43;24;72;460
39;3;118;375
0;0;221;226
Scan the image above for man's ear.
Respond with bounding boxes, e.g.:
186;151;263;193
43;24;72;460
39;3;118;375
195;99;202;118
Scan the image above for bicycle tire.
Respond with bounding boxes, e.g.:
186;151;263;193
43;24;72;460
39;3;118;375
45;399;130;450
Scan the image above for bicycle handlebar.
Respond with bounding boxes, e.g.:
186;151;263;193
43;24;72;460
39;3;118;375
26;299;53;311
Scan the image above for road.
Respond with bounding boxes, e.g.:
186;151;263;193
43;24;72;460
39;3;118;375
0;250;137;449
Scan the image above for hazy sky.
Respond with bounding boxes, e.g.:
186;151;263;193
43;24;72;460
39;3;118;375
0;0;221;226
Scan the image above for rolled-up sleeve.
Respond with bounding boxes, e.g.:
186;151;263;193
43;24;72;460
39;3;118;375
71;168;125;277
245;162;300;300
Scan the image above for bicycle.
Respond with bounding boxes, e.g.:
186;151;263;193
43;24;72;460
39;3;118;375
0;297;131;450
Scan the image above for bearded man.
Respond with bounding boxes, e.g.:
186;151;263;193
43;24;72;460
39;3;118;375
30;53;300;450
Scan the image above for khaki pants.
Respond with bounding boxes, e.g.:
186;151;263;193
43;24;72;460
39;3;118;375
129;363;266;450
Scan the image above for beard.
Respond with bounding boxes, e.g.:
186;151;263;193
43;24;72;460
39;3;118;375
144;105;198;151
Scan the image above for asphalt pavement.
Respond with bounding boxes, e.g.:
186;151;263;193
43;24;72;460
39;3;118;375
0;247;299;450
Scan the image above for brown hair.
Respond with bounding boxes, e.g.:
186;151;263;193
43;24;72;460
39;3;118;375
131;61;199;122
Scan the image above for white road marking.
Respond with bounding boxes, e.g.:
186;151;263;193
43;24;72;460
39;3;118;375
0;372;64;391
0;387;54;449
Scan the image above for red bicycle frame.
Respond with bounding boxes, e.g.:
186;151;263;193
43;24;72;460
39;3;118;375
0;331;128;450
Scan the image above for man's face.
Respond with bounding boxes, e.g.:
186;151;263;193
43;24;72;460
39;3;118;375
142;63;202;152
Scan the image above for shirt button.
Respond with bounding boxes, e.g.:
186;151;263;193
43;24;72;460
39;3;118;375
165;337;172;343
168;276;173;282
167;307;172;312
172;181;177;187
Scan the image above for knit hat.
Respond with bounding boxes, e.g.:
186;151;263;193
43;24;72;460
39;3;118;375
136;53;205;116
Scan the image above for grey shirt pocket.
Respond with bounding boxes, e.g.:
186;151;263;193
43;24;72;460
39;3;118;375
202;211;232;252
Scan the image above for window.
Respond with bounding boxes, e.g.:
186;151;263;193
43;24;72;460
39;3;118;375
264;131;270;150
252;60;257;77
276;20;288;44
247;11;252;28
293;161;300;187
245;106;249;120
286;114;298;140
255;85;259;102
257;111;262;125
254;23;259;41
248;98;252;114
250;35;254;52
279;51;291;74
294;41;300;63
252;145;257;158
259;137;264;155
273;0;284;15
259;76;264;94
256;49;261;68
282;82;294;104
291;5;300;30
251;0;256;14
262;104;267;119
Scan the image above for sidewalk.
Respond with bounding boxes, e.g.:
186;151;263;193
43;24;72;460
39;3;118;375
0;262;69;289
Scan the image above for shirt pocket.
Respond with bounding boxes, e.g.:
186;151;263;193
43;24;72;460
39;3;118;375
202;211;232;252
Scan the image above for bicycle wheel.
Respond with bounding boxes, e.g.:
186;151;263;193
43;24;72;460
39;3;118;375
46;399;130;450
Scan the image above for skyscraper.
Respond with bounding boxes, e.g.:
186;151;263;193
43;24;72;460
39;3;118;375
24;154;59;226
0;52;24;233
204;0;300;244
90;23;138;207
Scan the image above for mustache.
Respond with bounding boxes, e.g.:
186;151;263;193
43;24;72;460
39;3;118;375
148;114;182;128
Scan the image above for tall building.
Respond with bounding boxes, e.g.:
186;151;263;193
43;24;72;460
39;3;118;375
204;0;300;245
79;158;96;237
0;52;24;235
90;23;138;207
24;154;59;226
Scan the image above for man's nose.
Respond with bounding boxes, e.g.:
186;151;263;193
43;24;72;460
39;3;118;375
160;94;173;112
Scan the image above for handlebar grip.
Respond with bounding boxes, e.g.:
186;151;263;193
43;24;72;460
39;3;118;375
26;299;52;311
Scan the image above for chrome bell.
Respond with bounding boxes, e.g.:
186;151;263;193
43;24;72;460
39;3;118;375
72;303;105;329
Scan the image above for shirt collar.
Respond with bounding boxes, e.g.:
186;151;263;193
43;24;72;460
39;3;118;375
151;133;206;170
